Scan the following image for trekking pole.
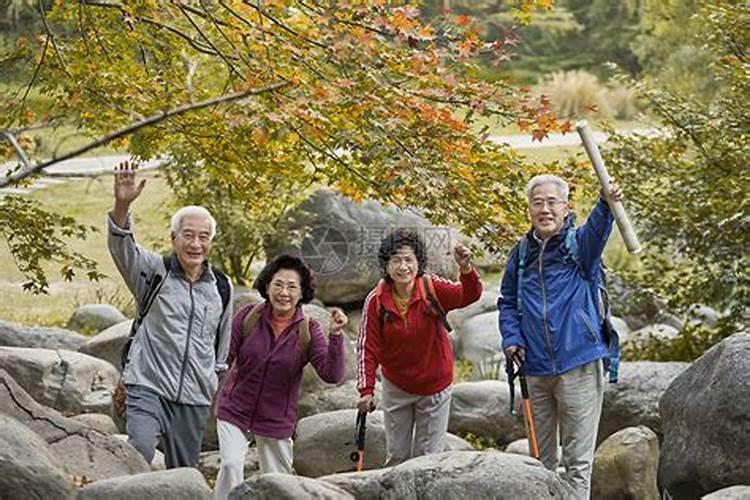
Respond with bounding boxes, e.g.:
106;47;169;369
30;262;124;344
576;120;642;254
349;410;367;472
512;354;540;459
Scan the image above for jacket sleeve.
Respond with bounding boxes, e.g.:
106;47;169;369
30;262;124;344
430;266;483;312
577;198;615;278
498;245;526;351
214;281;234;373
107;213;162;303
356;289;381;397
307;318;346;384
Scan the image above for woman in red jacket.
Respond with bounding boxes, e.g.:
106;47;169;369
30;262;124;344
356;228;481;466
214;254;347;499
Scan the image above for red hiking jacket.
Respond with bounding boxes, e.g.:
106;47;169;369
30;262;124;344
356;269;482;397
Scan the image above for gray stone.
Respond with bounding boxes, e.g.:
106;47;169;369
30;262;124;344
609;316;631;343
0;369;149;482
454;311;502;364
591;426;660;500
321;451;572;499
0;414;75;500
687;304;721;329
67;304;128;334
230;473;354;500
449;380;526;446
0;347;119;415
71;413;118;434
659;333;750;499
77;468;211;500
197;448;260;483
265;189;460;304
232;287;263;314
446;291;499;332
0;319;87;350
702;486;750;500
113;434;165;471
298;379;371;419
599;361;689;442
78;320;132;370
629;323;680;344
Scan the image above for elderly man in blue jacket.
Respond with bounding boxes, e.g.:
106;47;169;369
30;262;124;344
498;174;623;499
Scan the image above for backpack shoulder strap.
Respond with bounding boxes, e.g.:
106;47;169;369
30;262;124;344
212;266;231;314
516;236;528;302
374;279;390;332
419;275;452;332
298;315;311;354
242;301;266;338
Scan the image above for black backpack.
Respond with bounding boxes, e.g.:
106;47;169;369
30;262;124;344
119;254;230;370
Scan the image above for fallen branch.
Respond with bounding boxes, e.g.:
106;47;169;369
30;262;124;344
0;81;289;188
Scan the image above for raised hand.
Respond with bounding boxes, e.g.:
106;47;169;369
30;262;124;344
453;243;473;273
329;307;348;335
114;160;146;205
600;179;623;203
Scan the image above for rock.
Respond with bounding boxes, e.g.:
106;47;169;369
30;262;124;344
687;304;721;329
454;311;502;364
77;468;211;499
629;323;680;344
294;409;471;477
0;319;87;350
0;347;119;415
599;361;689;442
265;189;460;304
71;413;118;434
78;320;132;370
298;379;369;419
591;426;659;500
230;473;354;499
321;451;572;499
444;433;474;451
67;304;128;334
233;287;263;313
449;381;525;446
504;439;531;456
113;434;165;471
0;369;149;481
609;316;631;344
446;291;499;332
659;333;750;499
197;448;260;483
0;414;75;499
701;486;750;499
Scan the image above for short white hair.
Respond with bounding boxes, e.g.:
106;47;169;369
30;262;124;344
170;206;217;240
525;174;570;202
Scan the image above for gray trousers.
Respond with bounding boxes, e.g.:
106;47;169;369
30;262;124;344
126;384;210;468
381;377;452;467
526;360;604;500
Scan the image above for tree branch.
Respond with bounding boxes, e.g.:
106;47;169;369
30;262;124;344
0;81;289;187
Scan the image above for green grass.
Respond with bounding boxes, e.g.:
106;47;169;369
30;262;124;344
0;171;175;327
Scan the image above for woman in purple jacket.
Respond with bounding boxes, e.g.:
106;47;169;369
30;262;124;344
214;254;347;499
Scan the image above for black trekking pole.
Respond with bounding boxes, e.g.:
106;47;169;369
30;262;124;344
508;353;540;459
349;410;367;472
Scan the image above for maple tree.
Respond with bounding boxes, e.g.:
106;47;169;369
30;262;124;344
1;0;573;290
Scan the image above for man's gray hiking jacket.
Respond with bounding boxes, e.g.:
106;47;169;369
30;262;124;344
108;215;233;406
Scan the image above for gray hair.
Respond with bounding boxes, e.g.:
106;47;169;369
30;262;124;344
525;174;570;202
170;206;217;240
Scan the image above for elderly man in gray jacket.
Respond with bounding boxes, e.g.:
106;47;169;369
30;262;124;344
108;160;232;468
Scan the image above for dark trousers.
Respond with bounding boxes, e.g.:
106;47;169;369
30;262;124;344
125;384;210;468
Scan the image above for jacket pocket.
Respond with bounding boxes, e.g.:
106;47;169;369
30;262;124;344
579;311;599;344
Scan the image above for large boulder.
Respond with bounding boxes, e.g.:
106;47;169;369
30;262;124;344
78;320;132;370
0;347;119;415
77;468;211;500
0;414;75;500
71;413;119;434
298;379;366;419
659;333;750;499
67;304;128;334
702;486;750;499
321;451;572;499
0;368;149;481
265;189;460;304
446;291;498;332
0;319;87;351
591;426;660;500
449;380;525;446
294;409;471;477
454;311;502;364
628;323;680;345
599;361;689;442
230;473;354;500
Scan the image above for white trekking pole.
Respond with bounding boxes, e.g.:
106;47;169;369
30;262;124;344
576;120;642;254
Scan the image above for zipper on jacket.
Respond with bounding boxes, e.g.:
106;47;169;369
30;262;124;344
538;240;558;374
175;281;196;402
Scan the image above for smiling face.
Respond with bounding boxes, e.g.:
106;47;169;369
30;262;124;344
171;215;212;276
528;182;570;240
267;268;302;317
387;246;419;287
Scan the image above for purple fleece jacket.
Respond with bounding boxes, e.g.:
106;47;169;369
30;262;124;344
216;302;345;439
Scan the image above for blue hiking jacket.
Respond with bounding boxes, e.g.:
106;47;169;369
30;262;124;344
498;199;614;376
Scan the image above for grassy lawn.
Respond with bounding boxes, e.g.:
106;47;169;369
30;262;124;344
0;171;174;327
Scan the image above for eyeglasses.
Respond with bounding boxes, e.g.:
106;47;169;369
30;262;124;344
388;255;418;267
530;198;567;210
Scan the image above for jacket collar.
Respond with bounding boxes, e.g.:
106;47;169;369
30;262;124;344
260;301;305;326
526;213;576;249
378;277;426;314
166;253;214;283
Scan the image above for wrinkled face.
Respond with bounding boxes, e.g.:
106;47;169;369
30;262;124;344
171;215;212;273
268;268;302;316
528;183;570;240
387;246;418;286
